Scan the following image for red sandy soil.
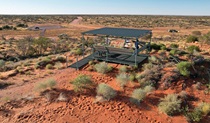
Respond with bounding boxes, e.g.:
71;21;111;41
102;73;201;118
1;63;210;123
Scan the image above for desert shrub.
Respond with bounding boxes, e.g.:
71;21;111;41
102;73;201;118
71;74;93;92
170;49;178;55
54;62;64;69
0;60;5;71
16;23;28;28
187;45;201;54
130;88;146;105
192;31;202;36
197;102;210;116
119;65;127;73
142;62;154;70
179;91;188;99
116;73;129;88
73;48;82;55
143;85;155;93
185;108;203;122
158;94;181;116
150;43;165;50
88;60;94;65
129;73;135;82
96;83;116;100
177;61;191;77
55;56;66;62
46;64;54;69
139;65;162;87
94;62;112;74
0;27;2;30
37;57;52;67
186;35;199;43
148;56;161;64
35;78;57;91
170;43;179;49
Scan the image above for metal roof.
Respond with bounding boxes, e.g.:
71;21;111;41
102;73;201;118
82;27;151;38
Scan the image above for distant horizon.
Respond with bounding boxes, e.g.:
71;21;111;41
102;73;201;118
1;0;210;16
0;14;210;17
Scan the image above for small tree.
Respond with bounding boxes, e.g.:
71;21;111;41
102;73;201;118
96;83;116;100
158;94;181;116
71;74;93;92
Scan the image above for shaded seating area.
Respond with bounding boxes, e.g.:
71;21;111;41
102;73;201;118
70;27;152;69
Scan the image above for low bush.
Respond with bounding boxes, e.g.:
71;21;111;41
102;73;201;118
94;62;112;74
177;61;191;77
0;60;5;71
197;102;210;116
129;73;136;82
34;78;57;91
185;108;203;122
46;64;54;69
150;43;166;50
186;35;199;43
71;74;93;92
55;56;66;62
170;43;179;49
116;73;129;88
119;65;127;73
158;94;181;116
96;83;116;100
187;45;201;54
130;88;146;105
130;85;154;105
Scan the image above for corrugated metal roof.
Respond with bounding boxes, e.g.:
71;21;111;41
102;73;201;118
82;27;151;38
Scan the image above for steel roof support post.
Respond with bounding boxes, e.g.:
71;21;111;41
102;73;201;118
149;32;152;52
135;38;138;66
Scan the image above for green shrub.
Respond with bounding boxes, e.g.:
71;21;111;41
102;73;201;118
119;65;127;73
96;83;116;100
142;62;154;70
46;64;54;69
187;45;201;54
35;78;57;91
177;61;191;77
71;74;93;92
74;48;82;55
186;35;199;43
170;49;178;55
94;62;112;74
130;88;146;105
148;56;160;64
150;43;165;50
116;73;129;88
185;108;203;122
170;43;179;49
158;94;181;116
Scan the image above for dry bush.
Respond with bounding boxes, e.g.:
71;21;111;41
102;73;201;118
158;94;181;116
116;73;129;89
130;85;154;105
71;74;93;93
56;93;68;102
94;62;112;74
96;83;116;101
177;61;191;77
34;78;57;92
119;65;127;73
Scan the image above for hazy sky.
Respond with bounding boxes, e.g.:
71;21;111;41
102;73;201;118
0;0;210;15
